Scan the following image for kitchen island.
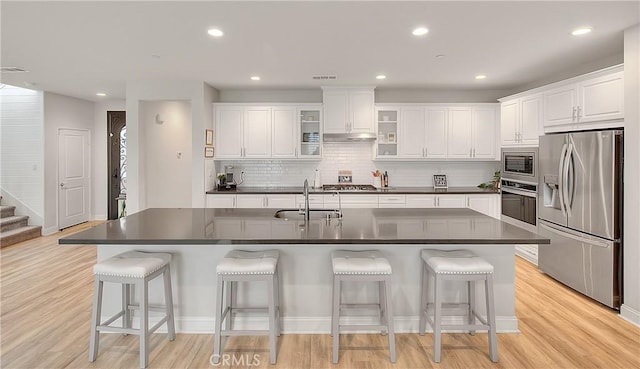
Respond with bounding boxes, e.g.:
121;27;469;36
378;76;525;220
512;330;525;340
60;208;548;334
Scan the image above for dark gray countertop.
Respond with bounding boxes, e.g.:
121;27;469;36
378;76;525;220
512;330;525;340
59;208;548;245
206;186;499;195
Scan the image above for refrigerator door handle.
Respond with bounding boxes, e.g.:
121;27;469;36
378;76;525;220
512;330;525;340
539;220;611;248
562;143;573;215
558;143;568;216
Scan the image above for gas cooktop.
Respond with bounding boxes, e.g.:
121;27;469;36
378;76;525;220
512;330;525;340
322;184;377;191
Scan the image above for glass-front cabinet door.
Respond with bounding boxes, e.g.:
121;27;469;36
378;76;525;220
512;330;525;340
376;107;399;158
298;107;322;158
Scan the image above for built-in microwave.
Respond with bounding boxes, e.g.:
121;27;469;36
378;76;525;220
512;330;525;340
501;148;538;183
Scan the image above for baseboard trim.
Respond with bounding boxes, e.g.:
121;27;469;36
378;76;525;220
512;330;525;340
42;226;59;236
92;214;107;221
620;304;640;327
105;315;519;334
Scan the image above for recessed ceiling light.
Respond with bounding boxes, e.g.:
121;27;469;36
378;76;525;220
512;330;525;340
475;75;487;80
435;54;445;59
412;27;429;36
250;76;261;81
571;27;593;36
207;28;224;37
376;75;386;80
96;92;107;97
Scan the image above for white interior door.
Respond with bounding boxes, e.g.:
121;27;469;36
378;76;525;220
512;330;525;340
58;129;90;229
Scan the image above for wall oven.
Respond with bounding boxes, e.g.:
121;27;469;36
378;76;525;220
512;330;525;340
501;148;538;230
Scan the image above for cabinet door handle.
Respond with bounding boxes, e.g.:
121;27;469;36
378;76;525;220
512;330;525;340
572;107;577;121
577;106;581;121
470;148;472;157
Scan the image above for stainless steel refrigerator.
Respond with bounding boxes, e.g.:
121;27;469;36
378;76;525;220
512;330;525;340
538;129;623;309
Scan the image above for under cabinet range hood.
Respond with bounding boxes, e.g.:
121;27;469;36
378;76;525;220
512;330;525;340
323;132;377;142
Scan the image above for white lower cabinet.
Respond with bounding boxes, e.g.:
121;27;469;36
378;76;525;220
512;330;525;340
467;194;500;219
236;194;266;208
295;194;324;208
378;195;406;208
206;194;236;208
264;195;297;209
324;194;378;208
207;193;500;215
206;194;296;208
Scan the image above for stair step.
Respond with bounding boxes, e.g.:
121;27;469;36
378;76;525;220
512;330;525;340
1;205;16;218
0;215;29;232
0;225;42;248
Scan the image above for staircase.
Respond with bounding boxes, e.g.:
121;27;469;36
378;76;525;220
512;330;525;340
1;199;42;248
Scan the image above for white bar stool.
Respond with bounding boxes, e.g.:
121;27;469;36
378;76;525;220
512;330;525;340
89;251;175;369
213;250;281;365
331;250;396;364
418;249;498;363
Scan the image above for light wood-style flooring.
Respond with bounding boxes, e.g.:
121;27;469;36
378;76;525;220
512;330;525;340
1;222;639;369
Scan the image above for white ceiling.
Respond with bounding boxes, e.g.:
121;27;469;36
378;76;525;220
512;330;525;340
1;1;638;101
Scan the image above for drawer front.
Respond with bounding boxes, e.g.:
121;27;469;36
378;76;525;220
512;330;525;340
378;195;406;208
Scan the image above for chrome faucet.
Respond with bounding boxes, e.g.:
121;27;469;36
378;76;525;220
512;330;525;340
332;191;343;219
301;179;310;221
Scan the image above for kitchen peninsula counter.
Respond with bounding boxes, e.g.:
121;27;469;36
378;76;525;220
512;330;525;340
206;186;499;195
61;208;547;335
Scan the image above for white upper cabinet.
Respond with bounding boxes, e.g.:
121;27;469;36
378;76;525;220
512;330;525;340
323;87;375;133
272;107;297;158
447;107;473;158
500;94;541;147
399;107;425;158
215;106;243;158
425;107;448;158
243;106;272;158
543;67;624;132
378;104;498;160
213;103;322;160
579;71;624;123
472;107;497;159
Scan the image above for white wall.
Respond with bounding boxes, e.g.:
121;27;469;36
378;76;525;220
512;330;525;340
622;24;640;326
0;85;44;225
92;99;125;220
220;89;321;103
140;101;192;208
43;92;94;234
125;81;219;213
375;88;512;103
217;143;499;188
203;84;220;195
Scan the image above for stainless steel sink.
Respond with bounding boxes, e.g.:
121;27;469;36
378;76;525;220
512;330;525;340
274;208;341;220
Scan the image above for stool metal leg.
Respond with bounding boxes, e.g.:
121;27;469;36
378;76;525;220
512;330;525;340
267;275;277;364
225;280;234;332
331;275;341;364
163;265;176;341
486;274;498;362
433;274;443;363
383;278;396;363
468;281;476;335
89;277;103;362
139;279;149;369
418;262;428;335
213;276;224;364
